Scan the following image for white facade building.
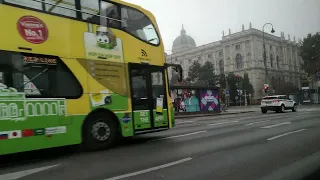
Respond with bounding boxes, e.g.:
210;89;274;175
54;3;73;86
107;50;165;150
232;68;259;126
166;23;306;100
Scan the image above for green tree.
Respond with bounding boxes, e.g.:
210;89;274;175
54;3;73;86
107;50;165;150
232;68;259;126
242;72;254;95
226;73;238;103
218;73;227;89
188;61;201;82
300;32;320;76
188;61;217;87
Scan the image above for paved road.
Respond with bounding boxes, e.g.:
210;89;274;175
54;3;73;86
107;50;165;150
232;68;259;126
1;106;320;180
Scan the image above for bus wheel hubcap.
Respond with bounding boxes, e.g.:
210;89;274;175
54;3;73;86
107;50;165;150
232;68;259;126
92;121;110;141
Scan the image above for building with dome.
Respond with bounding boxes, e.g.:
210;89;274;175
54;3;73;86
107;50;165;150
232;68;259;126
166;24;306;101
172;25;197;53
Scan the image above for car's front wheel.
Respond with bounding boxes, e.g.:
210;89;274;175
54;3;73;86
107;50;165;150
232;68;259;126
261;108;267;114
292;104;297;112
280;104;286;113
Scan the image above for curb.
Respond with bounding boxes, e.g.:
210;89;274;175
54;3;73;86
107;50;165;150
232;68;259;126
175;110;255;119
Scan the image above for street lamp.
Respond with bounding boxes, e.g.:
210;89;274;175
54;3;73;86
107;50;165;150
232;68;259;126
262;23;275;95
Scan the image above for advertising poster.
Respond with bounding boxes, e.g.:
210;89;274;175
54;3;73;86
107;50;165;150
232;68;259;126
199;89;219;111
172;89;200;112
84;25;124;62
302;87;311;103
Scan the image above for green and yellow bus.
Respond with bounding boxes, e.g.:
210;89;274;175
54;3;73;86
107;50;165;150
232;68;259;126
0;0;182;155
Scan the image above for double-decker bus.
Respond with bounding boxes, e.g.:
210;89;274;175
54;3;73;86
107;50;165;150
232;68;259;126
0;0;182;155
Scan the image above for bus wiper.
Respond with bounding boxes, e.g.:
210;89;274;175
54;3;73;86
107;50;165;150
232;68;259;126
19;68;48;90
148;38;158;42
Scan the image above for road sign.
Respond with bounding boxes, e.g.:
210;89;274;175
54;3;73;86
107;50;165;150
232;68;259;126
316;72;320;80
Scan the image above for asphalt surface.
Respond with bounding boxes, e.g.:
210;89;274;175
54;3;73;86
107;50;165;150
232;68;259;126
1;105;320;180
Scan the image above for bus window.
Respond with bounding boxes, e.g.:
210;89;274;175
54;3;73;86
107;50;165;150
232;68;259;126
80;0;99;21
131;70;147;99
0;51;82;98
121;7;159;45
45;0;77;18
81;0;121;29
4;0;43;10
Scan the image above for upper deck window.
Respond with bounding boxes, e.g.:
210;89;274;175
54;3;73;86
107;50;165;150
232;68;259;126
4;0;77;18
121;6;159;46
4;0;43;10
45;0;77;18
4;0;160;46
81;0;121;29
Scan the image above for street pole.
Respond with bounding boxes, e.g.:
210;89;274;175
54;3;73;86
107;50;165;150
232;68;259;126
245;90;247;106
240;89;241;107
225;75;229;107
262;23;275;96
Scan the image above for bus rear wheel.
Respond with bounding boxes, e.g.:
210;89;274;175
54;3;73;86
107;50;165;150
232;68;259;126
82;112;119;151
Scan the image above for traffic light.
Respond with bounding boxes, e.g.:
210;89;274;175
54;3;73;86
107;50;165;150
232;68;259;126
236;74;241;81
264;84;269;93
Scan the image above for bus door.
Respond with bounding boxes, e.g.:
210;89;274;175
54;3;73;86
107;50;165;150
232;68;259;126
129;63;168;132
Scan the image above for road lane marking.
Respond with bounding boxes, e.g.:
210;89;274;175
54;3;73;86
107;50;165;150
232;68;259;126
267;129;307;141
148;131;206;142
260;122;291;129
104;157;192;180
244;120;270;126
0;164;59;180
175;121;194;125
208;121;238;126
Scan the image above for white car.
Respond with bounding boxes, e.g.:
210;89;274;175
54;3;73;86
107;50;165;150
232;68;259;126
260;95;297;114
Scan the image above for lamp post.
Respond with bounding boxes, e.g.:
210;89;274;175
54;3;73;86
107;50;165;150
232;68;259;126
262;23;275;95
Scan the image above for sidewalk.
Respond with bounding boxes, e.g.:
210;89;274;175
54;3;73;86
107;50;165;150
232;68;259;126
175;104;320;119
175;105;261;119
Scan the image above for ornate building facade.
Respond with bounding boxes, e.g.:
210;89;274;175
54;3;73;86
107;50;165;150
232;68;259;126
166;23;305;100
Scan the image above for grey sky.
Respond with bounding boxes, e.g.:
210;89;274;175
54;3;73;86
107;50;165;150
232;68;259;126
123;0;320;54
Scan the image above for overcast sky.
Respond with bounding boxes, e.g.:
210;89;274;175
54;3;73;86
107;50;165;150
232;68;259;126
123;0;320;54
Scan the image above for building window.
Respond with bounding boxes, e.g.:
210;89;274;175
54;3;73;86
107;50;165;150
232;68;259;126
236;54;243;69
208;54;212;58
276;56;280;69
271;77;275;88
270;54;274;68
0;51;82;98
235;44;241;50
219;51;223;57
219;60;224;73
198;56;201;61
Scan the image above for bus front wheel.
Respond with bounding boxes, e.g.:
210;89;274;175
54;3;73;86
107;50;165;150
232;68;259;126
82;112;119;151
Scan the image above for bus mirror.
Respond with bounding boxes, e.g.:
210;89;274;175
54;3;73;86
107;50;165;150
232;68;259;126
165;63;183;82
176;65;183;82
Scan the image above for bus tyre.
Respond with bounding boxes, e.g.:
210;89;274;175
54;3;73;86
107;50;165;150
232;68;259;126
82;112;119;151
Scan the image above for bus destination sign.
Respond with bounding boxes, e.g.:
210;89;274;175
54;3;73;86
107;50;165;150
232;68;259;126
23;56;57;65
